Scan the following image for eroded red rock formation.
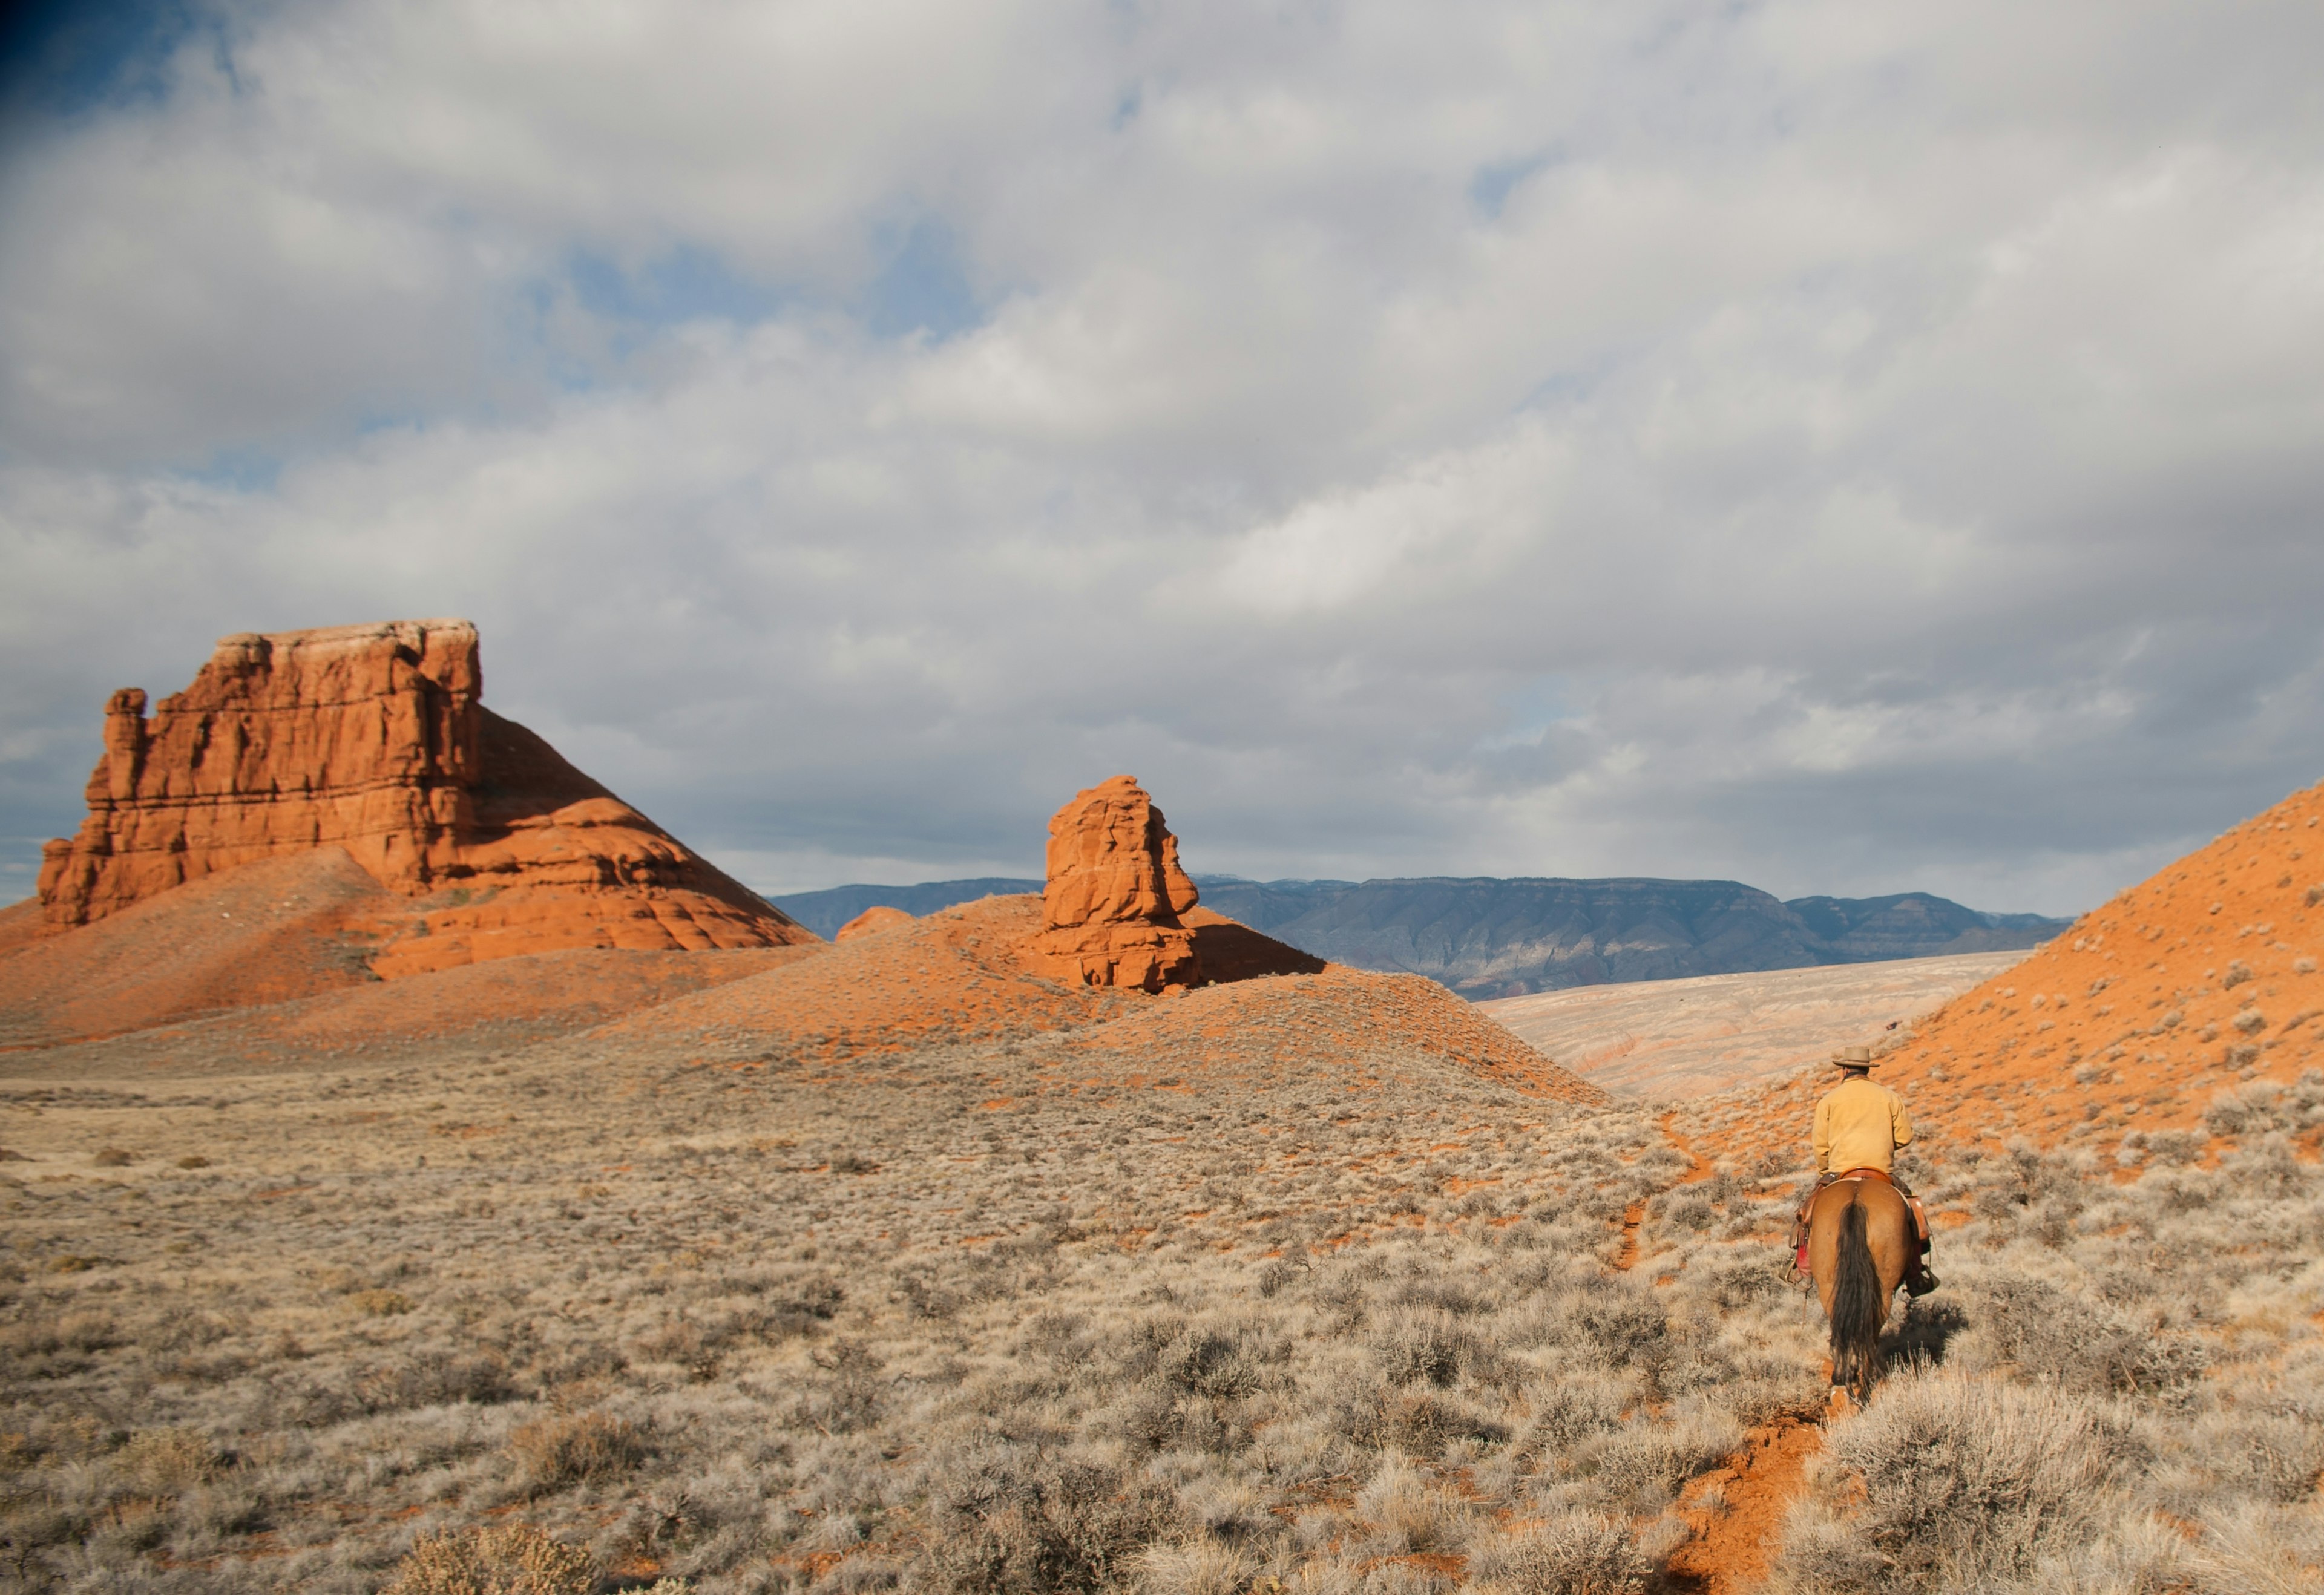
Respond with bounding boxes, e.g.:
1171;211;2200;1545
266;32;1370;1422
35;620;813;974
1029;775;1201;991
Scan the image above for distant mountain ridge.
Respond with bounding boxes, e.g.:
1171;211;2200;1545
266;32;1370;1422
770;874;2070;997
1190;877;2068;998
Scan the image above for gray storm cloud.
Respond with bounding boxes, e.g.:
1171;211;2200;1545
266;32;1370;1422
3;0;2321;916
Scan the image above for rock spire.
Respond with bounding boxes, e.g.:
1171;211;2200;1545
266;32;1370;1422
1029;775;1201;991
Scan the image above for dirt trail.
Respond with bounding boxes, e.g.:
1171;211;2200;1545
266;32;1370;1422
1661;1112;1715;1184
1664;1413;1823;1594
1620;1113;1824;1593
1615;1112;1715;1270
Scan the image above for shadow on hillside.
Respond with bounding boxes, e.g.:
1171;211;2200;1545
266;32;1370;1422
1190;916;1328;983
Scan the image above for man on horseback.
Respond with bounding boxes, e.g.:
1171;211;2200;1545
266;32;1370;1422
1792;1044;1938;1295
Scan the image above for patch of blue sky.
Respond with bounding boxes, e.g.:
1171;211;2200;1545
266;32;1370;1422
0;0;218;117
503;247;786;391
177;447;280;494
1468;152;1554;221
1513;344;1629;414
862;215;987;342
1477;676;1592;753
508;278;600;393
531;222;982;355
565;245;784;329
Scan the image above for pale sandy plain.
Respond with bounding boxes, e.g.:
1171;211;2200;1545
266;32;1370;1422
1479;952;2026;1099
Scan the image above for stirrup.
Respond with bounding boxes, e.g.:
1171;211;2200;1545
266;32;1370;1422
1905;1269;1939;1297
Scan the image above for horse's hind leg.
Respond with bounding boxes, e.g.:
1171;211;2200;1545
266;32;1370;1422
1828;1348;1861;1415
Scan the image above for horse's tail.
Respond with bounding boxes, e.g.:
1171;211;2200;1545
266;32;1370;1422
1830;1197;1884;1392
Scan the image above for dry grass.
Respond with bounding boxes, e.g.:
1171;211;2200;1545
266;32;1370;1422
507;1412;650;1495
1;977;2317;1593
384;1524;598;1595
384;1521;693;1594
0;978;1820;1594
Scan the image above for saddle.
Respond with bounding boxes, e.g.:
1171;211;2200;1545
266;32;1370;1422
1790;1167;1932;1280
1809;1168;1930;1241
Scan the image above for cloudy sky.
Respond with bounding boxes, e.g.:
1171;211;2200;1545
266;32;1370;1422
2;1;2320;916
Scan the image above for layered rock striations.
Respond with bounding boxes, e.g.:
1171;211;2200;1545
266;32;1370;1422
35;620;813;974
40;621;482;921
1029;775;1201;991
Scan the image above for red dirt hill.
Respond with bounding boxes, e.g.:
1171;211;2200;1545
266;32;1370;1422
594;894;1288;1062
594;891;1606;1103
1694;779;2324;1162
0;845;819;1053
836;905;914;942
0;848;389;1046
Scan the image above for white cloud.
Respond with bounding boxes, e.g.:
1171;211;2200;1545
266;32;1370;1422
4;0;2322;914
1212;422;1567;616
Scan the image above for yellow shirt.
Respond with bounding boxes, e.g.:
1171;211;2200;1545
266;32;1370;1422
1814;1075;1912;1174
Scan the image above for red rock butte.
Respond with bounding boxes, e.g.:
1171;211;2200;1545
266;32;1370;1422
1029;775;1202;991
31;620;813;976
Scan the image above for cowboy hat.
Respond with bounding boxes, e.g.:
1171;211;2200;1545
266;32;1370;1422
1830;1044;1874;1068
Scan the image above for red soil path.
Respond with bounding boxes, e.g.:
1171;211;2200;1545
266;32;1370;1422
1616;1113;1714;1270
1626;1112;1820;1593
1666;1415;1823;1595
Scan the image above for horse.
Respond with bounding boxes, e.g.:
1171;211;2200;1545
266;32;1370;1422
1806;1173;1916;1403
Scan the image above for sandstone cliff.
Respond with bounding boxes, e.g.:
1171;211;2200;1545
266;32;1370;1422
39;620;483;920
1028;775;1201;990
33;620;812;975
